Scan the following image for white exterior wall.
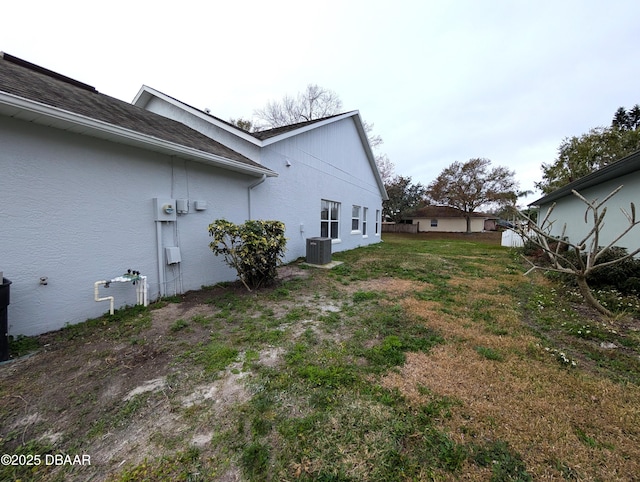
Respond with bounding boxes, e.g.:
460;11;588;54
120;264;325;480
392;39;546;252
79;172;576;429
0;117;256;335
538;174;640;252
412;217;485;232
253;117;383;259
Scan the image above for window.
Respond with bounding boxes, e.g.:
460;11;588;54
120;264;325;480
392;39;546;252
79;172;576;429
431;219;438;227
352;205;361;232
375;210;380;235
321;200;340;239
362;207;368;236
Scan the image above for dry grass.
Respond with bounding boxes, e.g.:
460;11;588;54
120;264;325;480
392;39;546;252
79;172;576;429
381;270;640;481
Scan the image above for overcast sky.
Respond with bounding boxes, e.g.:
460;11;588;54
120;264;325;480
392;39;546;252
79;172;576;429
3;0;639;204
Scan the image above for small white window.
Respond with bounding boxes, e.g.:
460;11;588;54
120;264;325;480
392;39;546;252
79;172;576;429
431;219;438;227
362;207;368;236
375;210;380;235
351;205;361;233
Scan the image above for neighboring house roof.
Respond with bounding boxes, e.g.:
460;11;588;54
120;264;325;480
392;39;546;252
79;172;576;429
530;149;640;206
407;205;490;218
0;52;276;178
132;85;388;200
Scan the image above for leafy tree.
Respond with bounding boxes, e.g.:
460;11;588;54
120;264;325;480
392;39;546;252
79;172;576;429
536;127;640;194
427;158;518;233
537;104;640;194
383;175;426;223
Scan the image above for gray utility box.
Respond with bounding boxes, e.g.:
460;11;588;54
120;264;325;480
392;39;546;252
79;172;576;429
306;237;332;265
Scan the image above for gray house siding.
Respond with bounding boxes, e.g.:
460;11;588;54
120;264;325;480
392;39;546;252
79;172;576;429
254;117;383;259
536;173;640;252
1;116;255;335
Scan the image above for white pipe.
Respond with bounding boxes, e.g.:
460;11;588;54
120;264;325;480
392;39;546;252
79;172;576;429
143;276;148;306
94;281;114;315
135;276;149;307
156;221;165;297
248;174;267;220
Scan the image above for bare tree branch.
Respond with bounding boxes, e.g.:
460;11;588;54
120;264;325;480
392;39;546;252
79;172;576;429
514;185;640;317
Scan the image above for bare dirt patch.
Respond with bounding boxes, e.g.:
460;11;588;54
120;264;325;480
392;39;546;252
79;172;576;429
345;276;426;296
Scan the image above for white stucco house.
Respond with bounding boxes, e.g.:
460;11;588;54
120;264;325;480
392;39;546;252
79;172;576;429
529;149;640;252
0;53;387;336
405;205;492;232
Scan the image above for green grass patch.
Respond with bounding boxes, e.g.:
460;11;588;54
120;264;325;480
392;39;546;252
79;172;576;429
475;346;505;361
7;334;41;358
185;340;239;374
169;318;188;332
471;440;532;481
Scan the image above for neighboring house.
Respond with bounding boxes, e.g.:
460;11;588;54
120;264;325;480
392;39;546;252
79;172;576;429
529;149;640;253
0;53;386;336
405;205;491;232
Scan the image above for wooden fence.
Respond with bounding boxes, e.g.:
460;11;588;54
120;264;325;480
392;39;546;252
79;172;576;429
381;223;418;234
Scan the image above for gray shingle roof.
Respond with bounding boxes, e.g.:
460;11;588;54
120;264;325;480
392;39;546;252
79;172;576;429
0;53;272;174
407;205;489;218
250;113;351;140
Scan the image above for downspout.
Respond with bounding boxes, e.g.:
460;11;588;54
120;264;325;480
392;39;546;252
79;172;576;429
248;174;267;220
156;221;165;297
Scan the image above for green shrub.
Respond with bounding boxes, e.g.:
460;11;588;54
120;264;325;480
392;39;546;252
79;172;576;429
208;219;287;290
558;246;640;294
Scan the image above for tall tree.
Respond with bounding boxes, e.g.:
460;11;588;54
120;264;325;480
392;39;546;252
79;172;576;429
383;175;426;223
375;153;395;185
612;104;640;131
536;126;640;194
254;84;343;128
537;104;640;194
612;107;631;130
427;158;518;233
629;104;640;130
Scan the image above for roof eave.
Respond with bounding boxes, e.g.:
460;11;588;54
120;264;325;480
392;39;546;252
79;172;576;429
0;91;277;178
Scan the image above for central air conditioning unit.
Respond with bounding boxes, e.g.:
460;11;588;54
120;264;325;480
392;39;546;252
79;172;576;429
306;237;332;265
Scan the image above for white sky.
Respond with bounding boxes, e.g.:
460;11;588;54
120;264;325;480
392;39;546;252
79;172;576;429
3;0;639;204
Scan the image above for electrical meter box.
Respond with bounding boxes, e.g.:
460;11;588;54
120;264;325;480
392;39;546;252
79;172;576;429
153;198;176;221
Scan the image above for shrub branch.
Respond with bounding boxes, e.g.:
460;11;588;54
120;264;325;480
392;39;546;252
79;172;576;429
514;186;640;317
